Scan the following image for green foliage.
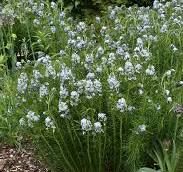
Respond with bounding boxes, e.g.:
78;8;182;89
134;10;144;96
0;0;183;172
139;138;183;172
0;76;21;144
149;140;178;172
60;0;156;15
138;167;161;172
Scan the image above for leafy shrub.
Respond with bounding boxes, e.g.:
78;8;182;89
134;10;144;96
1;0;183;172
56;0;156;15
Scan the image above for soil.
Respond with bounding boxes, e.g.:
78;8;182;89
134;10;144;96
0;144;48;172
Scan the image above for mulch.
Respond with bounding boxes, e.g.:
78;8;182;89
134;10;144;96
0;144;48;172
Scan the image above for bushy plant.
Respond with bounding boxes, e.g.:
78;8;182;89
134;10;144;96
1;0;183;172
53;0;158;16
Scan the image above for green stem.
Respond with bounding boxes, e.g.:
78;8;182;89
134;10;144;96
87;133;92;171
46;95;79;171
26;20;35;61
98;134;102;172
117;116;123;172
112;112;116;170
174;117;179;141
53;132;76;172
66;120;82;169
40;133;60;162
103;124;107;171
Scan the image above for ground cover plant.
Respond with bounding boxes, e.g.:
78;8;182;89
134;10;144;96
0;0;183;171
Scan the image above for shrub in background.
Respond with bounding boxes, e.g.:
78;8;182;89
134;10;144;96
54;0;156;15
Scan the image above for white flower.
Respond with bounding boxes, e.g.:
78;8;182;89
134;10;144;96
148;99;152;103
59;101;68;112
22;97;26;102
39;84;49;98
26;111;40;122
170;44;178;52
118;67;124;75
100;26;107;35
17;73;28;94
97;46;104;55
165;89;170;96
94;122;103;133
45;64;56;78
59;50;66;56
76;37;86;49
71;53;80;64
51;26;56;33
137;37;143;48
58;101;69;117
60;66;73;82
140;49;151;59
37;55;51;65
60;11;65;18
33;19;40;25
109;52;116;59
167;97;172;103
59;85;68;99
96;66;103;73
127;106;136;112
138;83;144;88
70;91;80;106
109;10;116;19
117;98;127;112
107;54;116;65
68;38;76;47
81;118;92;134
30;79;40;89
135;64;142;73
96;16;100;23
156;104;161;111
85;54;94;64
146;65;156;76
85;80;95;98
94;79;102;94
75;80;85;94
178;81;183;86
116;46;125;56
71;91;79;98
45;117;55;129
165;69;175;78
19;118;26;126
98;113;107;122
160;24;168;33
165;70;172;77
37;10;43;17
86;73;95;80
16;62;22;69
100;57;107;66
153;0;160;9
139;89;144;95
33;70;42;80
77;22;86;32
107;74;120;90
124;61;135;75
136;124;146;134
51;1;56;8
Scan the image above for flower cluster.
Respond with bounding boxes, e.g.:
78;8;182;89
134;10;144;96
80;112;106;134
9;0;182;137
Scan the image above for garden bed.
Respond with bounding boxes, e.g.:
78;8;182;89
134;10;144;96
0;144;48;172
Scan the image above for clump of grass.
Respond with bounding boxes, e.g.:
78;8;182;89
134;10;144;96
0;0;183;171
